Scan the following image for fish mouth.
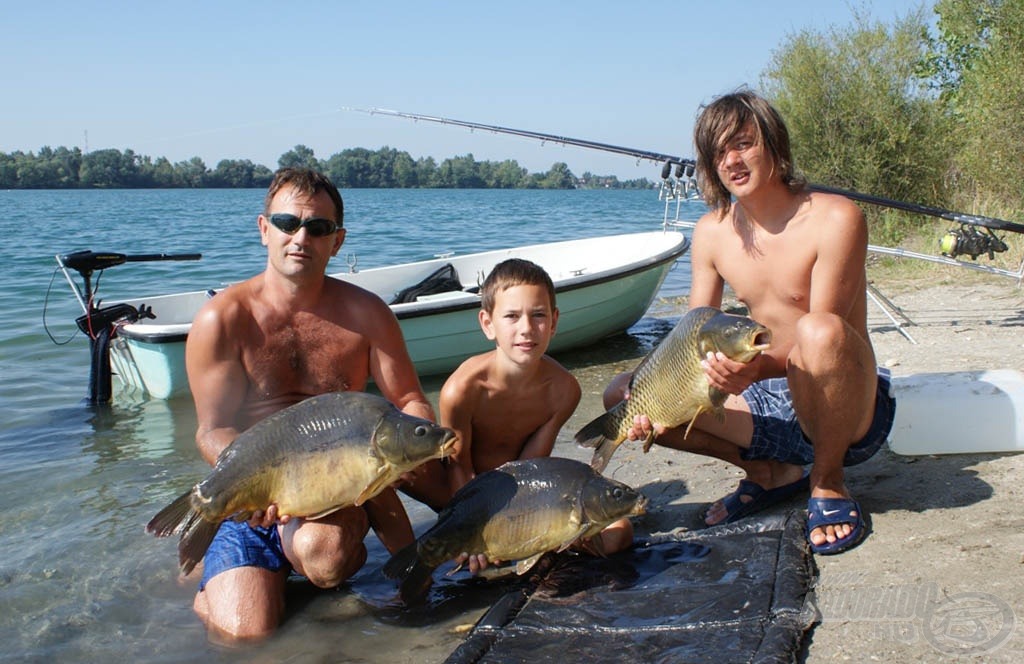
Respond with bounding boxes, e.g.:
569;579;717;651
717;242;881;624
438;430;458;458
752;329;772;351
633;494;650;515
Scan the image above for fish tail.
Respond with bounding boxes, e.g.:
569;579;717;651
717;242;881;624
574;411;618;449
589;439;620;473
177;513;220;576
383;543;434;604
146;490;195;537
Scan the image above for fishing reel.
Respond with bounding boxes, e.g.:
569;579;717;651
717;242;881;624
939;224;1008;260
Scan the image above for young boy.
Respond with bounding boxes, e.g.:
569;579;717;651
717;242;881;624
440;258;634;572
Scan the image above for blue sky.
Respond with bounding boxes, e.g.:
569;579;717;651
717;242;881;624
3;1;929;180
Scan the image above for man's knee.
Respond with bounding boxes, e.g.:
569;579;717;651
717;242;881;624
286;510;369;588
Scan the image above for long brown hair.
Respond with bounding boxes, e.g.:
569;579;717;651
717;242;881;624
694;90;806;215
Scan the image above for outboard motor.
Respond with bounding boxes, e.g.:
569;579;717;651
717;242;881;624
56;250;200;404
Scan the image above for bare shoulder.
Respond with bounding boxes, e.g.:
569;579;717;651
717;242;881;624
440;352;493;404
693;206;732;234
324;276;389;309
540;355;579;389
539;355;581;405
808;190;865;229
190;278;255;335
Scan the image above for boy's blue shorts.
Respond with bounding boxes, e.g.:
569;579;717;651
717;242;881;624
739;367;895;467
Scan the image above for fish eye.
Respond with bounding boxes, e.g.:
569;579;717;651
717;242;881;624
414;425;429;436
612;487;624;499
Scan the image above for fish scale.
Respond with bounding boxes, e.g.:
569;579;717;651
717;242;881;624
383;457;647;603
576;307;771;472
147;391;456;575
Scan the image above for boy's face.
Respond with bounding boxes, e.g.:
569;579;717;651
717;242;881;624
715;122;772;198
479;284;558;364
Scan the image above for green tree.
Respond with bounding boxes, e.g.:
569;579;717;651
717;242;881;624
925;0;1024;207
278;144;319;170
761;9;953;242
536;162;576;189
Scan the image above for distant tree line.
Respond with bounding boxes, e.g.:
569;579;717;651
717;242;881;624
0;143;653;190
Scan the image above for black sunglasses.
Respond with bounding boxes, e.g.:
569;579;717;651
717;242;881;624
267;213;340;237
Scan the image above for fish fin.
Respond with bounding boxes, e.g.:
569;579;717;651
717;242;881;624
177;514;221;576
516;553;545;575
383;543;434;604
589;439;620;473
355;468;393;506
146;490;195;538
305;506;342;520
382;542;419;579
641;430;657;454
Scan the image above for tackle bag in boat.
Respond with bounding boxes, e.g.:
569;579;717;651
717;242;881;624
390;263;464;304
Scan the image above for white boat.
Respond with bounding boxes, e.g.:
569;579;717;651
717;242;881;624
58;230;689;401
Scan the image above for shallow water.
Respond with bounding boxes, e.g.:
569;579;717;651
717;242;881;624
0;188;703;662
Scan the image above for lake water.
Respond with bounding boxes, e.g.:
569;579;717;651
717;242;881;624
0;188;704;662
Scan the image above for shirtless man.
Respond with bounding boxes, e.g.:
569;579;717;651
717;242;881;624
608;90;895;555
441;259;633;571
184;167;445;641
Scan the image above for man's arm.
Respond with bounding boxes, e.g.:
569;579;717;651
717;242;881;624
363;487;415;555
185;299;249;466
364;298;434;420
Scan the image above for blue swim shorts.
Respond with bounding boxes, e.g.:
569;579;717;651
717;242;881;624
739;367;895;467
198;520;291;591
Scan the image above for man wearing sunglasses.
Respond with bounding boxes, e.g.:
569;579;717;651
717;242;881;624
184;167;443;642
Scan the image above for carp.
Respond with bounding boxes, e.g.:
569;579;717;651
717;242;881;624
576;306;771;472
383;456;647;603
146;391;456;575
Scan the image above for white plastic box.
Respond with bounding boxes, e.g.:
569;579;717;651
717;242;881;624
888;369;1024;455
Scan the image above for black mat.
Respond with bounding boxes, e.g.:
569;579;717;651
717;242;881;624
446;510;818;664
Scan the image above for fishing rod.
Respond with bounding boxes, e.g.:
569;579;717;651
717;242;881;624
342;107;696;175
345;106;1024;238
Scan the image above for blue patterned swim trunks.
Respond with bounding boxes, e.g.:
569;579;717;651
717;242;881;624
740;367;895;467
198;520;290;591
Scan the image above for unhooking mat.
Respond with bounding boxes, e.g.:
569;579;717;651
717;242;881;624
445;510;818;664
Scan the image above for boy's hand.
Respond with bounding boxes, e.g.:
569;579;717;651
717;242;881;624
701;350;758;395
454;552;499;575
625;414;665;441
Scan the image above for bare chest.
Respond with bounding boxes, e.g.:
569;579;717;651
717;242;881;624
243;315;369;402
718;225;817;312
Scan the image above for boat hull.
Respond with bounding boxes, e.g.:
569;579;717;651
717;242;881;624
113;230;688;399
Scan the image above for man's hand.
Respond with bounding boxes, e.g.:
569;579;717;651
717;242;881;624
247;503;292;529
701;350;760;395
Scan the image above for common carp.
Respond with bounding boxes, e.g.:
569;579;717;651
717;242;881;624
576;306;771;472
146;391;456;575
383;456;647;603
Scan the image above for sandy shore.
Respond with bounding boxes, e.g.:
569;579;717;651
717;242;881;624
550;273;1024;662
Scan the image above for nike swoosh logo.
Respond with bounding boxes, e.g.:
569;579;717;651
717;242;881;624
822;509;842;516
